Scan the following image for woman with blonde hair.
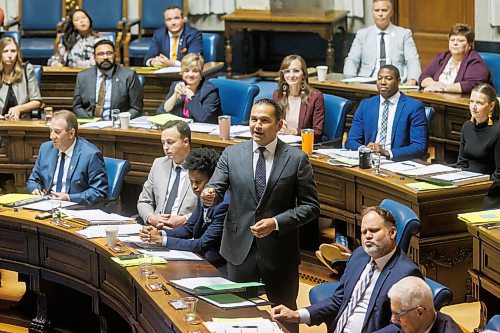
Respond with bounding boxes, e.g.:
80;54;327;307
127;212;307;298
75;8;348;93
158;53;221;123
0;37;42;119
273;54;325;142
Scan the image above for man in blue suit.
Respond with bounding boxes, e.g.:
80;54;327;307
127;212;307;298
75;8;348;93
27;110;108;206
345;65;428;161
144;5;202;68
271;206;423;333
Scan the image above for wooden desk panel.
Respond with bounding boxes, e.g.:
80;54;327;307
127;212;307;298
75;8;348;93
0;208;281;333
467;223;499;328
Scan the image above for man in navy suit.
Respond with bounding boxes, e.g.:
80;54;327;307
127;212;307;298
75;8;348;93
271;206;423;333
384;276;461;333
345;65;428;161
27;110;108;205
144;5;202;68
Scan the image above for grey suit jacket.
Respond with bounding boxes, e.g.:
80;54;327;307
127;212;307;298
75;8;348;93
0;63;42;115
72;64;143;118
343;24;421;83
137;156;197;222
206;139;320;267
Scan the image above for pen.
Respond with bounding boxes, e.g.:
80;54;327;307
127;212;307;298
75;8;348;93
232;326;258;328
401;162;416;167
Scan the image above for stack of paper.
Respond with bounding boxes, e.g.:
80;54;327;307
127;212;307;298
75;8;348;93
80;120;113;129
111;256;167;267
430;171;490;186
210;125;250;137
203;318;283;333
154;66;181;74
398;164;458;177
381;161;426;173
22;199;78;211
148;113;192;126
129;115;155;129
62;209;134;225
76;223;142;238
458;209;500;224
0;193;43;206
189;122;219;133
169;277;263;295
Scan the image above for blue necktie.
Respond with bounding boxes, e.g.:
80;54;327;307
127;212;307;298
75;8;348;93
163;166;181;214
255;147;266;200
55;152;66;193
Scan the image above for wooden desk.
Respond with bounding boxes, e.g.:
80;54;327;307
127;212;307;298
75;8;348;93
467;223;500;329
0;208;285;332
310;78;471;163
41;62;224;115
0;120;490;303
222;10;348;78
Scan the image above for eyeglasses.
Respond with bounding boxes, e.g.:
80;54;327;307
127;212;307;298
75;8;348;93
392;307;420;320
96;51;114;57
281;68;302;75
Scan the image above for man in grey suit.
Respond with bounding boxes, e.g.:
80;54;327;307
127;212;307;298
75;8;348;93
138;120;197;229
343;0;421;85
202;99;320;329
73;39;143;119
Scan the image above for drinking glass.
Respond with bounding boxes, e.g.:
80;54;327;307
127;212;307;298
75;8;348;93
301;129;314;155
138;254;153;276
371;151;381;174
181;296;199;323
44;107;54;126
111;109;120;128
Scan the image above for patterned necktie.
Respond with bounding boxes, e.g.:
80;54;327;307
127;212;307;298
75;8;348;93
95;74;107;118
334;260;378;333
163;166;181;214
379;100;391;148
55;152;66;193
254;147;266;201
182;95;190;118
171;35;179;62
379;32;386;67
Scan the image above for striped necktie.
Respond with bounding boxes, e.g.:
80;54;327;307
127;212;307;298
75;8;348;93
254;147;266;201
379;100;391;147
334;260;378;333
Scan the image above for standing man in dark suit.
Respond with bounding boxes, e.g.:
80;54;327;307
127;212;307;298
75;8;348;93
27;110;108;205
73;39;143;119
385;276;461;333
138;120;198;229
345;65;428;161
201;99;320;322
144;5;202;68
271;206;423;333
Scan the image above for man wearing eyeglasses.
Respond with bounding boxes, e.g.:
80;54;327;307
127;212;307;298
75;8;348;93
73;39;143;119
386;276;461;333
271;206;423;333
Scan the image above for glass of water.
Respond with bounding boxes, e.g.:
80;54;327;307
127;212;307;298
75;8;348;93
371;151;381;174
44;107;53;126
111;109;120;128
51;200;62;225
138;254;154;276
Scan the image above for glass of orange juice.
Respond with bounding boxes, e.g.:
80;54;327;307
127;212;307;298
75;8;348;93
301;129;314;155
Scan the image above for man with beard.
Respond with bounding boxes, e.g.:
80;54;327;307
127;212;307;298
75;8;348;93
271;206;423;333
73;39;143;119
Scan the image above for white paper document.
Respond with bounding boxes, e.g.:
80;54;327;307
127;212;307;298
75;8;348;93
203;318;283;333
138;249;203;261
317;149;360;159
61;209;133;224
341;76;376;83
380;161;426;173
80;121;113;129
76;223;142;238
189;122;219;133
154;66;181;74
22;199;78;211
277;134;302;144
399;164;459;177
170;277;234;290
210;125;250;136
129;116;155;129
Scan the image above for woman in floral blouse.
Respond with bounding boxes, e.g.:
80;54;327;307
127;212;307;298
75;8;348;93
48;9;100;67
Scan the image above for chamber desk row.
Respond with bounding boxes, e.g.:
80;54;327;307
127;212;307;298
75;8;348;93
0;208;281;332
0;121;491;303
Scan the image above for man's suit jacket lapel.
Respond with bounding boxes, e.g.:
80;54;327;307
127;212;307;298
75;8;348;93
65;138;82;193
367;96;381;143
89;68;98;106
363;248;400;329
367;26;379;76
46;146;60;190
390;93;406;144
110;66;119;109
261;140;291;205
241;140;258;204
342;252;371;309
158;158;173;211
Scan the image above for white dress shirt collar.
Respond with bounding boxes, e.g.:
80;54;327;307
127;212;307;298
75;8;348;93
252;137;278;155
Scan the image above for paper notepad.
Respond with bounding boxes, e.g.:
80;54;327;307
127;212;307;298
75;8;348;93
148;113;192;126
458;209;500;224
0;193;40;205
111;256;167;267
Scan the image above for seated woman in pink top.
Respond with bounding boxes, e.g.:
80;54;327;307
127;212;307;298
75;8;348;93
273;55;325;143
419;23;491;94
